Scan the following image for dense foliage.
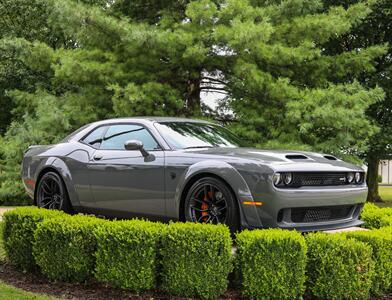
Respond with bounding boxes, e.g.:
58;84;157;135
361;203;392;229
346;230;392;295
0;0;389;202
323;0;392;201
306;233;374;300
1;207;64;271
2;207;392;298
236;229;307;300
94;219;163;291
33;215;104;282
160;222;232;299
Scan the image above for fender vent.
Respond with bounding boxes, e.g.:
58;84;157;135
286;154;308;160
324;155;337;160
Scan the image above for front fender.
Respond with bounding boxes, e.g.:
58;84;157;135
174;160;263;228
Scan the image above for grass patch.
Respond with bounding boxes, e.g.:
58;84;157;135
379;186;392;208
0;281;57;300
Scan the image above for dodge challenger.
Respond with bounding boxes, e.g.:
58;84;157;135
22;117;367;232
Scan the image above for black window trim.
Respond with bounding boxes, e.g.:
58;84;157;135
79;122;164;151
79;124;109;149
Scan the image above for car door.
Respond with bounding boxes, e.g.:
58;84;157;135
67;125;110;209
87;123;166;217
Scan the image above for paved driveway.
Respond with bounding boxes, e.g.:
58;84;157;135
0;207;15;221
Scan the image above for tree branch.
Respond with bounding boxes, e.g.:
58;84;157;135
202;76;227;85
200;86;228;92
201;91;229;95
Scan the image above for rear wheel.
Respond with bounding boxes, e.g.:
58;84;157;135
184;177;240;233
36;172;72;213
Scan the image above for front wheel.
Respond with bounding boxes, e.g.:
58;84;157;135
184;177;240;233
36;171;72;213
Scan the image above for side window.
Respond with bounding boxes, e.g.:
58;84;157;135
100;124;160;151
82;126;107;148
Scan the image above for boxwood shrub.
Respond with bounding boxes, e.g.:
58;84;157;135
1;207;64;271
160;222;232;300
33;214;105;282
94;219;163;291
379;225;392;234
236;229;307;300
346;230;392;295
306;233;374;300
361;204;392;229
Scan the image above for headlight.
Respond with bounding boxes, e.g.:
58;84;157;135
283;172;293;185
347;172;354;183
273;173;281;185
355;172;361;183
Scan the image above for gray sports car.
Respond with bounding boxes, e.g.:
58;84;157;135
22;117;367;232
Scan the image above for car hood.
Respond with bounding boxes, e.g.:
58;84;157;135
183;147;364;172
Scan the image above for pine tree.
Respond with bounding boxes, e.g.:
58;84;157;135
0;0;387;201
323;0;392;202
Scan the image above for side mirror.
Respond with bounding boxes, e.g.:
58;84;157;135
124;140;149;157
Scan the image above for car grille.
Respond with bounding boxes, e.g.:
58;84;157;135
291;205;354;223
291;172;348;187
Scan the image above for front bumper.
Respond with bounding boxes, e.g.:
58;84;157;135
241;184;367;232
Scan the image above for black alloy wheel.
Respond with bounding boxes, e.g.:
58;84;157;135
36;172;72;212
184;177;239;233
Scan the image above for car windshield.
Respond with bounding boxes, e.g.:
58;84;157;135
154;121;246;149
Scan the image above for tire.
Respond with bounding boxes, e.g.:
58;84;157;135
184;176;240;233
36;171;73;213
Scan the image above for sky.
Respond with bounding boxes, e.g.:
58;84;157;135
201;90;222;110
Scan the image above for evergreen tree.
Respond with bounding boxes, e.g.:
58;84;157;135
0;0;386;201
0;0;73;134
323;0;392;202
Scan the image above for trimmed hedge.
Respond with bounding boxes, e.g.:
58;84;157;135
160;222;232;300
33;215;105;282
94;219;163;291
1;207;64;271
2;206;392;299
236;229;307;300
361;203;392;229
346;230;392;295
379;225;392;234
306;233;374;300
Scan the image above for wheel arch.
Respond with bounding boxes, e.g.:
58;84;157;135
34;166;72;207
178;172;240;222
177;160;255;228
34;158;80;208
34;167;58;203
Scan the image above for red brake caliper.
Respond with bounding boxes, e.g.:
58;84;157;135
201;192;212;222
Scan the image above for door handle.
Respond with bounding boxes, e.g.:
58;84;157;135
93;155;103;161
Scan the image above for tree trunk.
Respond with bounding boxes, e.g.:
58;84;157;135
366;154;382;202
186;77;201;116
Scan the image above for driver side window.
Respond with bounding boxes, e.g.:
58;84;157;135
100;124;159;151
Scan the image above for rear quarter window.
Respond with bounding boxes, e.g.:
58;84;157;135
81;126;108;148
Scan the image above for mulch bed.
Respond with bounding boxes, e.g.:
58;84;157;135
0;260;391;300
0;261;241;299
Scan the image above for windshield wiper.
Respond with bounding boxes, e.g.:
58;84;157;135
183;146;214;149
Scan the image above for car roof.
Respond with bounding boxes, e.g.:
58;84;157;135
66;117;215;146
92;117;213;125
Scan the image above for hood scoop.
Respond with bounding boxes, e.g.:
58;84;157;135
324;155;337;160
285;154;308;160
